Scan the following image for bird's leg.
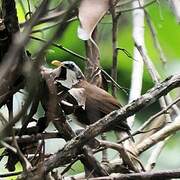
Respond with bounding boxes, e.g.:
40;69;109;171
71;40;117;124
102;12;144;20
101;133;108;163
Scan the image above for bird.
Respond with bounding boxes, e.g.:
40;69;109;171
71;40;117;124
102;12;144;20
51;60;131;136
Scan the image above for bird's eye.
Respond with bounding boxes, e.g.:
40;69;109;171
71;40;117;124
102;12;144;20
65;63;74;70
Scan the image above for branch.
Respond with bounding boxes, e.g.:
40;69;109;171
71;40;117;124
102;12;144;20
88;168;180;180
99;140;139;172
136;115;180;154
0;171;22;178
145;138;168;171
34;0;80;64
84;28;101;86
127;0;144;127
117;97;180;144
18;74;180;179
138;97;180;132
0;0;19;60
117;0;157;14
110;1;120;97
144;10;167;65
0;0;49;106
134;41;172;130
2;132;61;146
42;67;108;178
30;36;87;61
169;0;180;23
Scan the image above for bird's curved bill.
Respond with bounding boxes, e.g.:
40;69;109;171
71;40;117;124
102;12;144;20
51;60;64;67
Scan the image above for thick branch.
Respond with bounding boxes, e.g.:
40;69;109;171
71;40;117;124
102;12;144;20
18;74;180;178
88;168;180;180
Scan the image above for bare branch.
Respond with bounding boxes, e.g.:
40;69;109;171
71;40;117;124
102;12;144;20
99;140;139;172
136;115;180;154
30;35;87;61
88;168;180;180
18;73;180;178
169;0;180;23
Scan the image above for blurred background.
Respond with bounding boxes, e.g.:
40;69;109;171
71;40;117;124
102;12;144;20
0;0;180;177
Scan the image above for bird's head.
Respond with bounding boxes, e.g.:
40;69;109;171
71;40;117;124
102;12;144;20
51;60;85;89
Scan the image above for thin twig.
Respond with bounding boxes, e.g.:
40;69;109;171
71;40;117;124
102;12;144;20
138;97;180;132
99;140;139;172
110;1;120;97
31;17;77;34
135;42;179;116
118;0;157;13
2;132;61;148
34;1;81;63
30;35;87;61
144;10;167;65
101;69;129;95
117;90;180;145
115;0;135;7
116;47;137;61
136;115;180;154
0;171;22;178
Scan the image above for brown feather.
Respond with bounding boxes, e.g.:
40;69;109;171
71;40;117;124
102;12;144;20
57;61;131;135
73;80;122;125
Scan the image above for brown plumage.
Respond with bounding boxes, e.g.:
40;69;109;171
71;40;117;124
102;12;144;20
74;80;121;124
52;61;130;134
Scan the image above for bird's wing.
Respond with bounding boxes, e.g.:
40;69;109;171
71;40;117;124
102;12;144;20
86;85;131;134
73;81;130;133
84;83;121;115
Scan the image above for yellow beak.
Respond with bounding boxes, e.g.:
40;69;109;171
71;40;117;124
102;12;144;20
51;60;63;67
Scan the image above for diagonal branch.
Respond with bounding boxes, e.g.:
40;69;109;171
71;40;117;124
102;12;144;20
18;73;180;179
136;115;180;154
